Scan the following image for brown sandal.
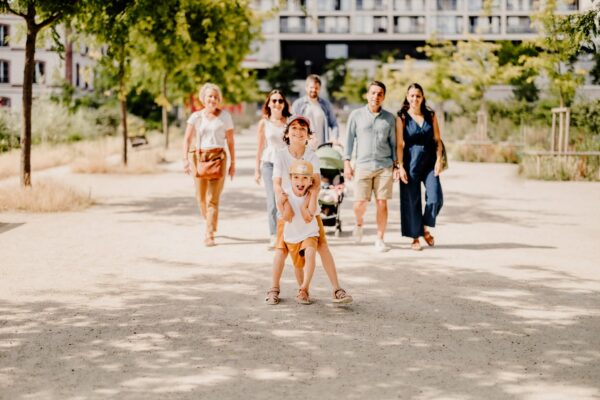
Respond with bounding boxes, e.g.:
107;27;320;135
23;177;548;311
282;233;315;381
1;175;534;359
265;287;280;305
296;288;311;305
423;231;435;247
333;288;353;304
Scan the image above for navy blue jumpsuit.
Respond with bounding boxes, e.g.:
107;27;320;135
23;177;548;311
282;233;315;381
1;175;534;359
399;110;443;238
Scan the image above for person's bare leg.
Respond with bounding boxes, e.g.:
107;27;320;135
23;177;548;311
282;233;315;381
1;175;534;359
271;248;287;288
375;199;388;241
318;243;341;291
299;248;317;292
294;265;304;286
353;200;368;227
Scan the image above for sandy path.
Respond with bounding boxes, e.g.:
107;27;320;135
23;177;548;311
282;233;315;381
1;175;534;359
1;131;600;400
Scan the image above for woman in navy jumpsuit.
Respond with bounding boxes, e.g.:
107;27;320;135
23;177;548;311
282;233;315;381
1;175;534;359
394;83;444;251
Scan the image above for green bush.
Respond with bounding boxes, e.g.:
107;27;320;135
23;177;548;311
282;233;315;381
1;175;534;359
0;110;19;152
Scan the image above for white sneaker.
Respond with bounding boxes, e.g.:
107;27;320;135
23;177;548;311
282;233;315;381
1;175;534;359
374;238;390;253
352;225;363;243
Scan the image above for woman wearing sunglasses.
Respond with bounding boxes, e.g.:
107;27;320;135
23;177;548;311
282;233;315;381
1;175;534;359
255;90;292;249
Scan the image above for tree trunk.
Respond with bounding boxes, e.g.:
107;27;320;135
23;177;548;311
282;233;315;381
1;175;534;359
120;90;128;166
162;72;169;149
118;45;128;166
20;16;38;187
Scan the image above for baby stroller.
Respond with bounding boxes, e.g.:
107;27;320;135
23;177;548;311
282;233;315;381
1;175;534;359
316;143;345;236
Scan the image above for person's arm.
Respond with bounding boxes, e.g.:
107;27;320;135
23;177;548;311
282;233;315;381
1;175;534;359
324;100;339;142
226;128;235;180
182;123;196;175
394;115;408;184
389;115;397;165
300;190;316;224
432;112;443;176
343;114;356;180
255;119;266;184
280;195;294;222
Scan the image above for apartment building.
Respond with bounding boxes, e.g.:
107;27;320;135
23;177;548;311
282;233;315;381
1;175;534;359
247;0;590;77
0;14;96;111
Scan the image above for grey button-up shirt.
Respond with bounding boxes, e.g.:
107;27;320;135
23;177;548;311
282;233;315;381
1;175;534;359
344;105;397;172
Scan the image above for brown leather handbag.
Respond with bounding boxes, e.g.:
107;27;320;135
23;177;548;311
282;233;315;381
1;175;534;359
195;148;225;180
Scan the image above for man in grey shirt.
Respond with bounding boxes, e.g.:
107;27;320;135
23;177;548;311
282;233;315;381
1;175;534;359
292;74;339;149
344;81;397;252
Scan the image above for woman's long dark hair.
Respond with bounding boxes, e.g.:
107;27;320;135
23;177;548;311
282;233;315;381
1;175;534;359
398;83;434;124
262;89;292;119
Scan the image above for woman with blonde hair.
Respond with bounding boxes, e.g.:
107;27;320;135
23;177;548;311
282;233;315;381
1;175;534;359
183;83;235;247
254;89;292;249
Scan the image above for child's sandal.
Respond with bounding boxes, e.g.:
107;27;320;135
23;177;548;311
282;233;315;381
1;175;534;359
265;287;280;305
296;288;311;305
333;288;353;304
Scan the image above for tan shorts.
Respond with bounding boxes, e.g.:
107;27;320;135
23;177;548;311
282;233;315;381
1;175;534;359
276;216;327;266
354;166;394;201
283;236;318;269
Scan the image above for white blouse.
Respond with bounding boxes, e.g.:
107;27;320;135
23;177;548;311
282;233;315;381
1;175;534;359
187;109;234;150
261;119;286;164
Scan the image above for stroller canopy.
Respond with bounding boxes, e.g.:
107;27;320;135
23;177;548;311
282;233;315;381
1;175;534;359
316;145;344;170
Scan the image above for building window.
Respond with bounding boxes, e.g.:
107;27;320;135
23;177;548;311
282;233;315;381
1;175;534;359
356;0;388;11
0;25;9;47
468;16;501;33
394;0;425;11
33;61;45;84
437;0;462;11
354;16;388;33
506;0;536;11
317;0;351;10
0;97;10;108
394;16;426;33
252;0;276;11
282;0;307;12
318;16;350;33
280;16;308;33
434;16;464;34
0;60;9;83
467;0;500;11
556;0;578;11
326;44;349;59
507;16;534;33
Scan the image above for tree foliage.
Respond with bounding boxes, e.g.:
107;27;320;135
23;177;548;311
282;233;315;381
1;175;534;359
522;0;588;107
0;0;80;186
265;59;297;96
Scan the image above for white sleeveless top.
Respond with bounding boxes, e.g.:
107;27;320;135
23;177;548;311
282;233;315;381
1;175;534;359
283;191;319;243
261;119;286;164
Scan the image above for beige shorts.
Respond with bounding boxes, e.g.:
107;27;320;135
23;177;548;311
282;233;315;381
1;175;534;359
354;166;394;201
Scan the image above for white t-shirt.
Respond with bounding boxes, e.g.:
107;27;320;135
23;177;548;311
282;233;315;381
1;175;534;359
273;147;320;194
187;109;234;150
261;119;286;164
304;101;326;149
283;191;319;243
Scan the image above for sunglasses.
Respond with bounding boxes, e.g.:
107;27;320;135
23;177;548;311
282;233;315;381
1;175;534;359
270;98;285;104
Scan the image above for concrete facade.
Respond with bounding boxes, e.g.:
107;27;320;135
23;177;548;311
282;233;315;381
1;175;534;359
0;14;96;112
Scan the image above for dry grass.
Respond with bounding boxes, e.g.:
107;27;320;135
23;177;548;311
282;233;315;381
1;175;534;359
449;142;522;164
0;131;183;179
520;155;600;181
0;137;122;180
71;147;165;174
0;179;94;212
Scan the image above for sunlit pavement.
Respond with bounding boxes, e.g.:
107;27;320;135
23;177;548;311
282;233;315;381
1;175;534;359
1;129;600;399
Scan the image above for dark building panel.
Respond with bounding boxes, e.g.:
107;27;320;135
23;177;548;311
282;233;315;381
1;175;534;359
281;41;426;78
